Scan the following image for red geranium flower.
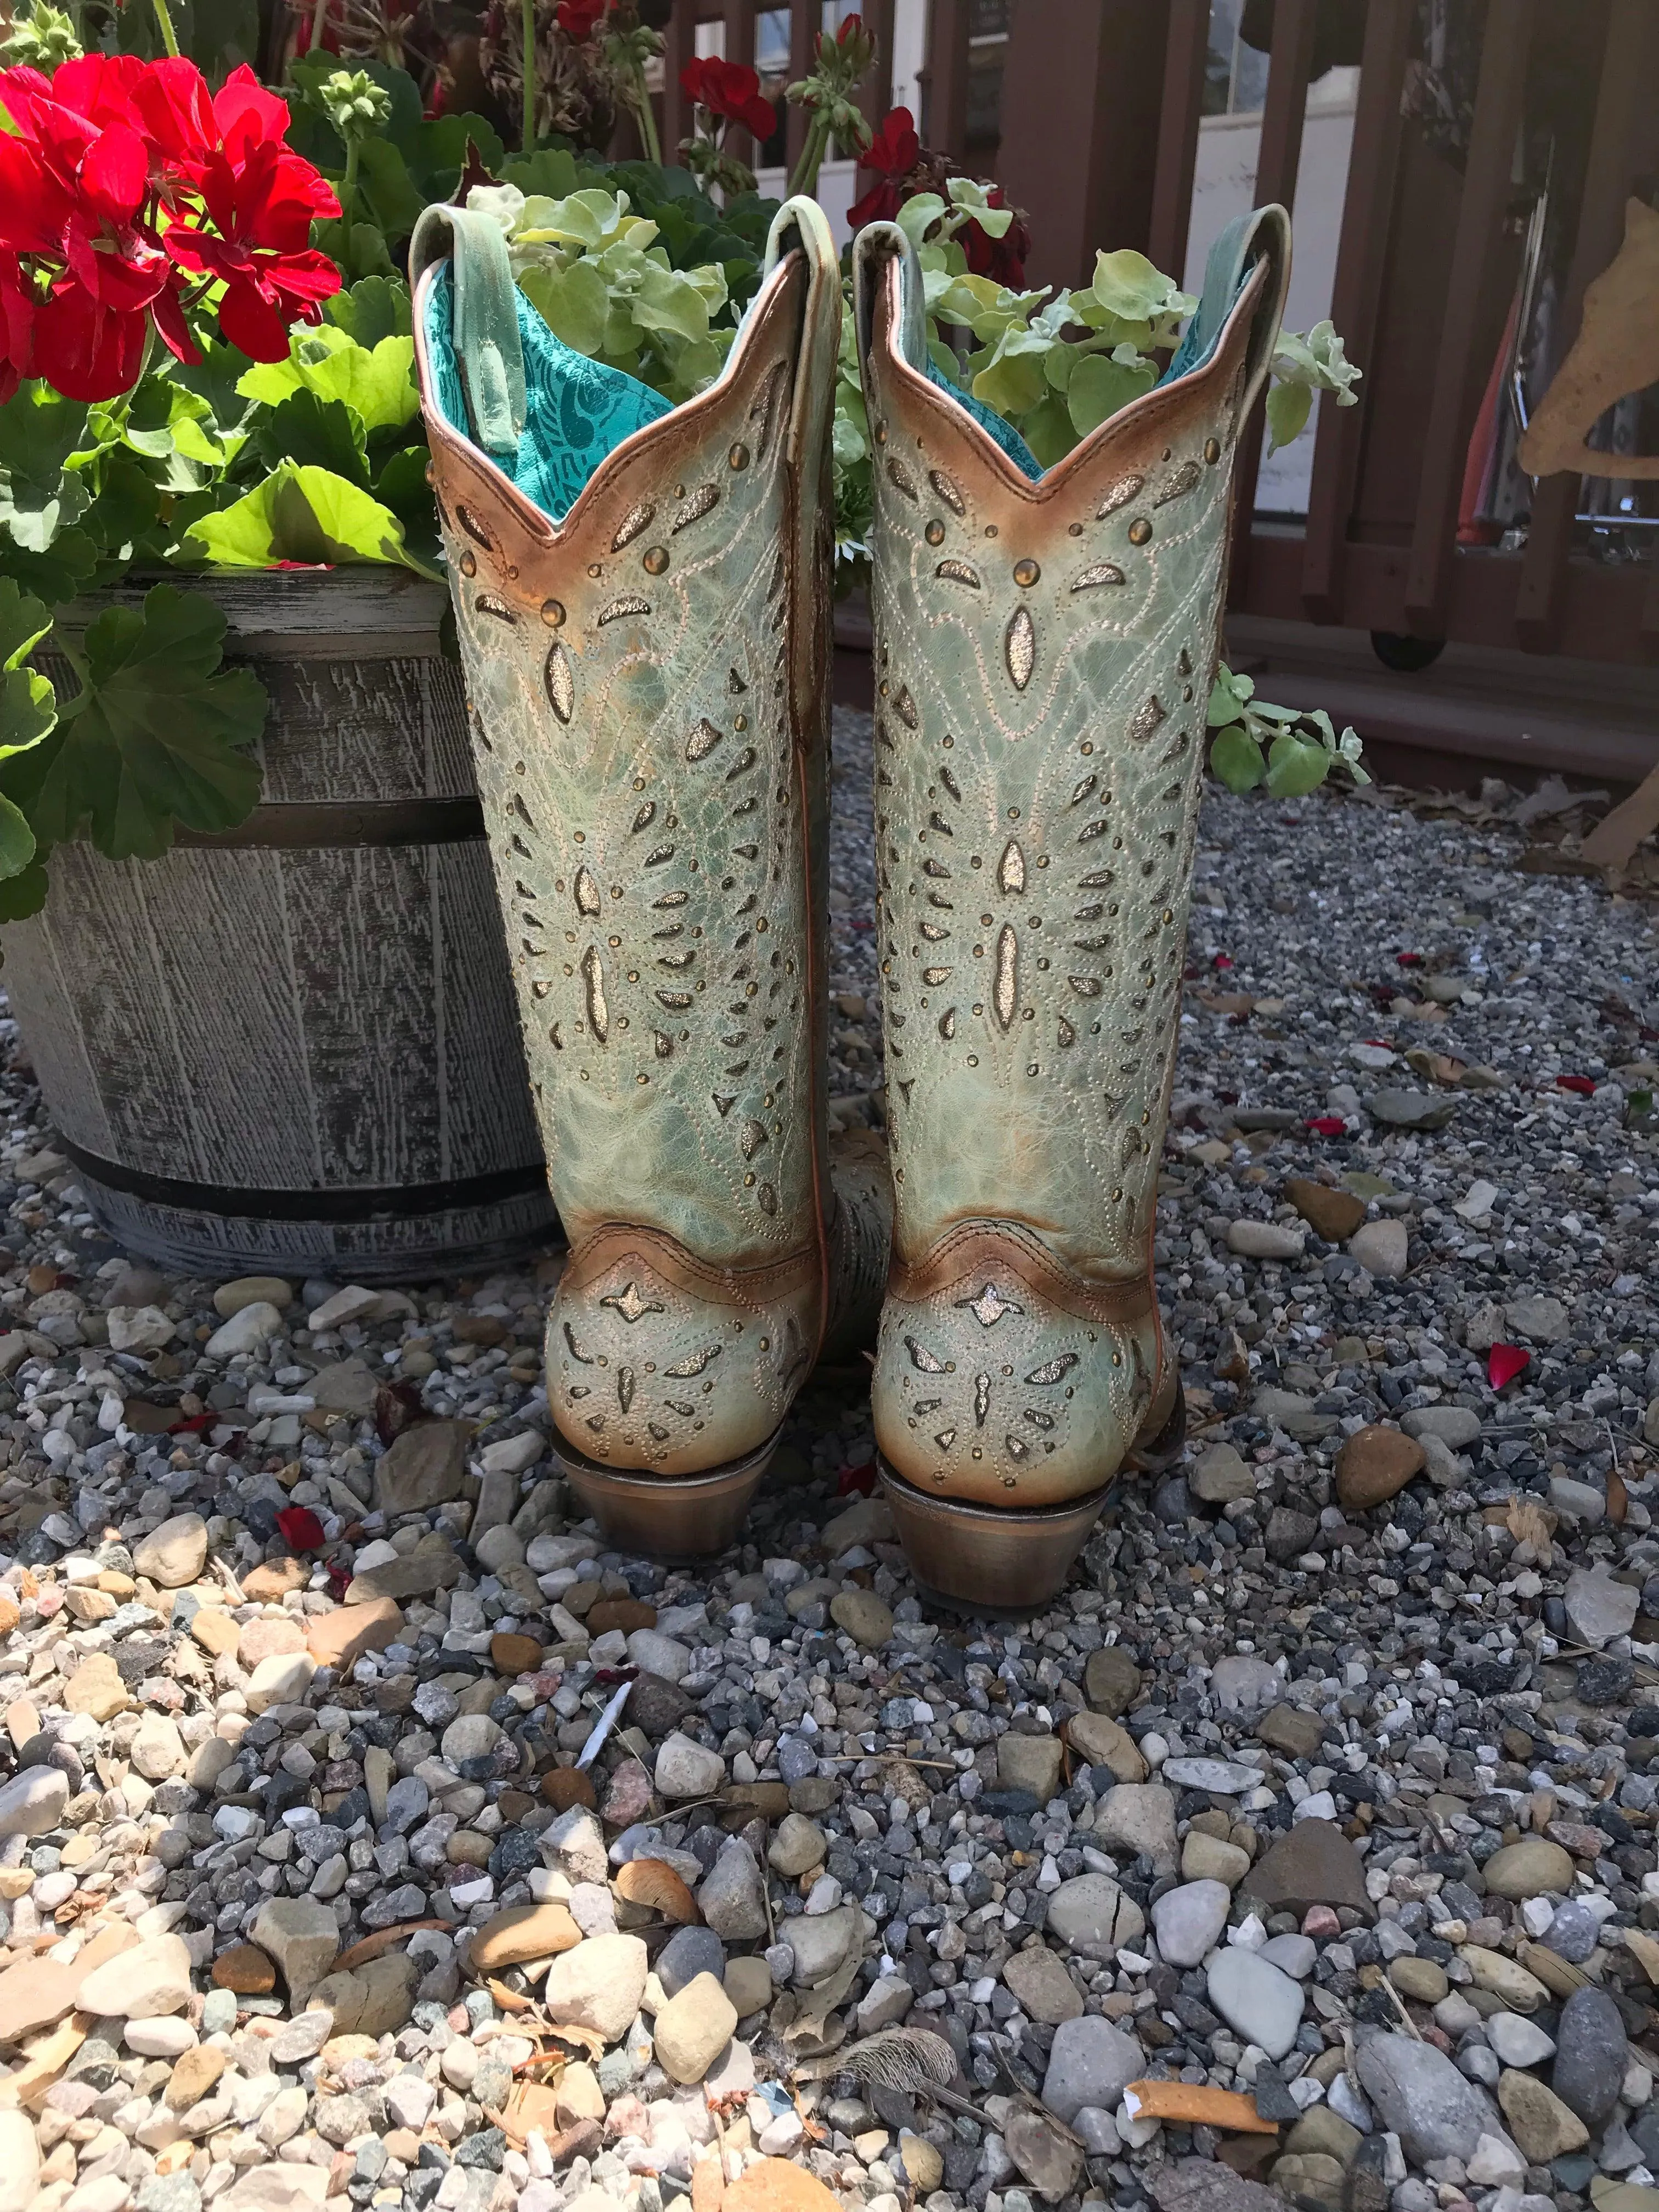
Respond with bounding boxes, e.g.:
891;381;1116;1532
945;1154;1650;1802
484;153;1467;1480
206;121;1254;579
165;136;340;360
849;103;918;228
958;182;1029;286
0;52;338;400
836;11;864;41
556;0;607;37
680;56;776;140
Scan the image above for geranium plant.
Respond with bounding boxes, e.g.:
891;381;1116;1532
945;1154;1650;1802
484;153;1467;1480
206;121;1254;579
678;56;775;201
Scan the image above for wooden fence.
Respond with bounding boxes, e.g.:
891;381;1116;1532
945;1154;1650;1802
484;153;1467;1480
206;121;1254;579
659;0;1659;669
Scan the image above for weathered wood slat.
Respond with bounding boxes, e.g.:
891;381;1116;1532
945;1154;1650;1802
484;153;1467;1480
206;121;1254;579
1228;0;1318;598
1146;0;1210;287
2;571;550;1281
1404;0;1537;634
432;840;546;1180
1300;0;1414;624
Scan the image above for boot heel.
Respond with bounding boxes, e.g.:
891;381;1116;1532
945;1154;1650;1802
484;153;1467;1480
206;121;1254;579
877;1456;1109;1614
550;1429;779;1560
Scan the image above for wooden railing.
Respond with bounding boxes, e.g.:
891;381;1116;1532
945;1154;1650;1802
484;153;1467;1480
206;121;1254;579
661;0;1659;667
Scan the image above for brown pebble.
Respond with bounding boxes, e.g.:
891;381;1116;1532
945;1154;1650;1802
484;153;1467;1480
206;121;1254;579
585;1599;657;1637
211;1943;276;1994
240;1559;308;1602
1334;1424;1425;1510
1284;1176;1367;1242
490;1632;544;1677
540;1767;597;1812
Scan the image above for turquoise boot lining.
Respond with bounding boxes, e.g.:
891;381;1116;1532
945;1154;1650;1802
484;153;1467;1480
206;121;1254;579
424;263;672;523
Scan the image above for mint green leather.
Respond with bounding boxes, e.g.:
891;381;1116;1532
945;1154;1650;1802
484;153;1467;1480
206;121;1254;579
415;196;889;1478
410;205;528;459
855;207;1290;1512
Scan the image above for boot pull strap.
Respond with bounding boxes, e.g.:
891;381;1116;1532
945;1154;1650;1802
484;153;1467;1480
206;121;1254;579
761;195;843;472
1172;202;1292;420
851;218;927;385
410;205;527;460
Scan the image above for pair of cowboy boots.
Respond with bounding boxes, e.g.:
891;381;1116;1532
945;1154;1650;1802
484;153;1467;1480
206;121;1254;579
411;194;1290;1607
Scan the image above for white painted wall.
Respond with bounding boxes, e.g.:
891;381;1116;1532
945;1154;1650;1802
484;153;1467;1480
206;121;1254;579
1182;67;1358;515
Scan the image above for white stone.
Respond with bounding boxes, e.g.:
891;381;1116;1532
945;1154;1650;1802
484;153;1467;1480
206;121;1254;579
106;1306;176;1353
1205;1948;1305;2060
205;1301;285;1359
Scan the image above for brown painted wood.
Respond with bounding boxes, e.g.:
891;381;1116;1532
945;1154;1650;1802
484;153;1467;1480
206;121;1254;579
2;572;551;1280
719;0;759;167
1299;0;1414;624
661;0;693;165
1514;0;1659;651
921;0;969;159
1228;0;1318;599
1242;529;1659;668
855;0;895;134
785;0;815;177
1403;0;1536;636
1146;0;1210;287
997;1;1170;289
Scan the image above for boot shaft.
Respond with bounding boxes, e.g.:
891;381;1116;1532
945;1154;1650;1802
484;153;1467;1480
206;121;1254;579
412;199;873;1482
855;208;1289;1520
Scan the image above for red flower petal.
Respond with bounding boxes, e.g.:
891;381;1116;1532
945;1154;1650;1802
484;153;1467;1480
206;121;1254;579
1488;1344;1530;1390
276;1505;325;1552
1304;1115;1346;1136
836;1460;877;1497
1395;951;1423;967
1212;953;1233;969
78;121;149;222
1555;1074;1595;1095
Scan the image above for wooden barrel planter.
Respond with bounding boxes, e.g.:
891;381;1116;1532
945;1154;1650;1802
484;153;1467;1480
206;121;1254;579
3;571;555;1283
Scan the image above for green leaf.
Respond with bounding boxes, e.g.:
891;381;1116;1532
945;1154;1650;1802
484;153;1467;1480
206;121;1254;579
0;581;58;869
0;858;48;919
518;261;610;357
630;262;712;343
325;276;413;347
353;138;427;243
1265;731;1333;798
1266;379;1313;452
0;578;53;673
0;793;36;878
502;146;584;198
82;453;162;555
1019;394;1081;470
185;463;436;574
312;218;397;281
407;115;506;204
1065;349;1157;438
255;391;370;490
0;384;90;552
169;338;261;441
0;583;264;861
371;443;437;548
114;0;258;72
1086;248;1183;324
1209;724;1266;793
1207;665;1255;727
239;334;419;437
1;526;98;607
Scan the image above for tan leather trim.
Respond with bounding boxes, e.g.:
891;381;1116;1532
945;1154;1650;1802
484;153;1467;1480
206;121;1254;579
412;245;810;558
868;253;1270;508
563;1221;821;1312
888;1220;1154;1326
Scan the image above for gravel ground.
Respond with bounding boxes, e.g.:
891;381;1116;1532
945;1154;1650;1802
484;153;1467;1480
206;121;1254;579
0;714;1656;2212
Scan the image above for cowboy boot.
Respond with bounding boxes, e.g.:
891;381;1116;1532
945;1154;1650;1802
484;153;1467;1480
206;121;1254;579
411;196;889;1555
853;206;1290;1608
